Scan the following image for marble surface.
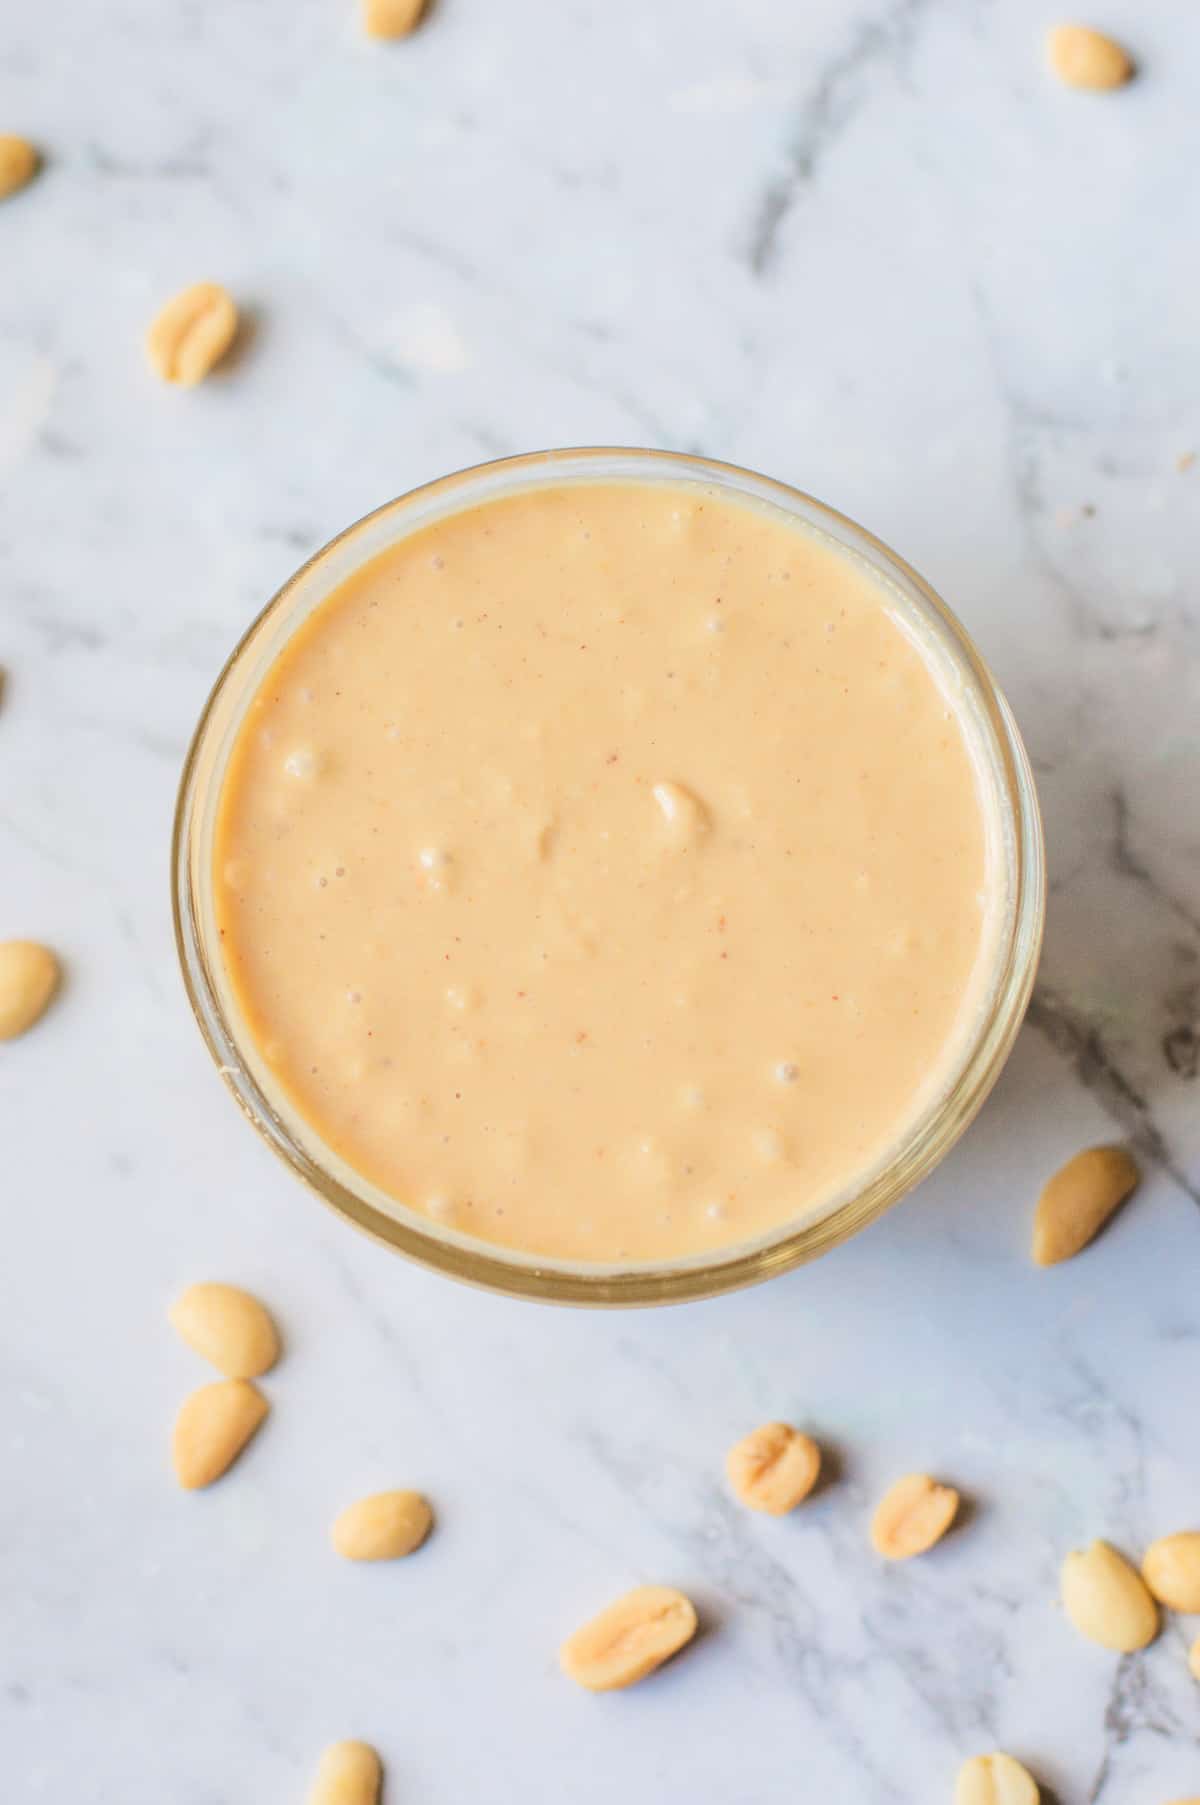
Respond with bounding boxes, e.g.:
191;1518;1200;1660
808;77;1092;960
3;1;1198;1799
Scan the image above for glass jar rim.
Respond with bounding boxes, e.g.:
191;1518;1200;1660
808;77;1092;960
172;446;1045;1306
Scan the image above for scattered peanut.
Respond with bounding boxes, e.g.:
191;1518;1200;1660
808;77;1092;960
1032;1145;1139;1265
146;282;239;386
363;0;425;38
726;1421;821;1516
1142;1532;1200;1613
0;135;39;200
871;1473;960;1560
171;1379;269;1489
0;940;60;1040
1061;1539;1158;1651
1189;1636;1200;1683
332;1490;433;1561
560;1585;698;1692
1047;24;1134;90
307;1740;382;1805
168;1281;280;1379
955;1752;1040;1805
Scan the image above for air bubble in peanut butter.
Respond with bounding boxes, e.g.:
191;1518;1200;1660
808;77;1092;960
284;747;317;780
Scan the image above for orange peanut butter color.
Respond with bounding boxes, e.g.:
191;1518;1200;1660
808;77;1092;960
215;480;1003;1263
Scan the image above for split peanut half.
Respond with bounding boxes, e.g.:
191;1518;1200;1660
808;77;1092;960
0;940;60;1039
1047;24;1134;90
1142;1532;1200;1613
172;1379;269;1489
1032;1145;1139;1265
560;1585;698;1691
0;135;39;200
146;282;238;386
955;1752;1040;1805
307;1740;382;1805
332;1491;433;1561
363;0;425;38
871;1473;960;1560
726;1422;821;1515
1060;1539;1158;1651
169;1282;280;1379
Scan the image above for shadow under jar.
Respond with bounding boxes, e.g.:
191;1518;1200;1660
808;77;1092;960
173;448;1044;1305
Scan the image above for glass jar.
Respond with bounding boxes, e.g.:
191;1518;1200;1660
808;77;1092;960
173;448;1044;1305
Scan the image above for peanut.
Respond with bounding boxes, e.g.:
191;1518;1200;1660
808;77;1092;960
0;940;60;1039
332;1490;432;1561
0;135;39;200
871;1473;959;1560
651;780;710;850
307;1740;382;1805
168;1282;280;1379
146;282;238;386
171;1379;268;1489
363;0;425;38
1142;1532;1200;1613
560;1585;698;1691
1061;1539;1158;1651
955;1753;1040;1805
1032;1145;1139;1265
1047;24;1134;90
726;1422;821;1516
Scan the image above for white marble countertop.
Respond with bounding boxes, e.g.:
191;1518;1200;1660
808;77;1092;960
3;1;1198;1799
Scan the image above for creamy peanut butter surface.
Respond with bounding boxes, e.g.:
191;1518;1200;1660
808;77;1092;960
215;481;1001;1264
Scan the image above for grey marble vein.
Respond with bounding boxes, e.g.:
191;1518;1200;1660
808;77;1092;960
746;0;937;275
1027;987;1199;1206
